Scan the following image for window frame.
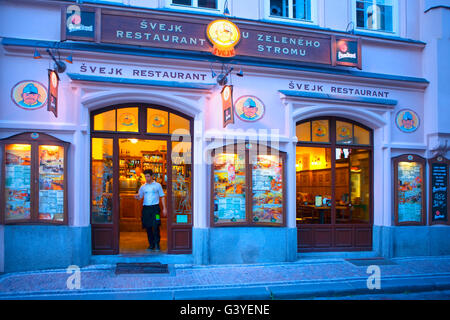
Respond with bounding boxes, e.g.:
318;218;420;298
295;117;374;226
393;154;426;226
91;104;192;138
1;132;69;225
264;0;318;26
210;143;287;227
165;0;225;14
351;0;399;35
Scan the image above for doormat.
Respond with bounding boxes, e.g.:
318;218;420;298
115;262;169;274
345;258;397;266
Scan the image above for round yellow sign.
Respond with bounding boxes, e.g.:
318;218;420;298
207;19;240;57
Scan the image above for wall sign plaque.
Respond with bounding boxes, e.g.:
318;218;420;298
234;96;265;122
62;5;97;41
429;156;449;225
11;80;47;110
396;109;420;133
332;36;362;69
393;154;426;225
69;8;362;68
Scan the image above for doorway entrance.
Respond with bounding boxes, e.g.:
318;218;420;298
90;104;193;255
118;138;168;253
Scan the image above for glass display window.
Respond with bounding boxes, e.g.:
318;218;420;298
393;154;426;226
147;108;169;134
1;133;68;225
4;144;32;222
211;144;286;227
38;145;65;222
94;109;116;131
117;107;139;132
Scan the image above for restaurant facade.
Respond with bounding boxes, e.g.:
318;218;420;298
0;0;449;273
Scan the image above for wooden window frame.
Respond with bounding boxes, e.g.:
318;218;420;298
393;154;426;226
295;117;374;227
210;142;287;227
428;155;450;226
0;132;69;225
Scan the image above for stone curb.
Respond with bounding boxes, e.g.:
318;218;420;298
1;275;450;300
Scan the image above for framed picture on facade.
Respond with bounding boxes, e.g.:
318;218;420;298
428;155;449;225
393;154;426;226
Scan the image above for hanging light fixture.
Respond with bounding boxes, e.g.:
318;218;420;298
33;49;42;59
223;0;230;16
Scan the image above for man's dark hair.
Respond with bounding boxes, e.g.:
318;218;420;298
143;169;153;176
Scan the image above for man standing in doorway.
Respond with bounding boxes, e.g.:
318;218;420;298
135;169;167;251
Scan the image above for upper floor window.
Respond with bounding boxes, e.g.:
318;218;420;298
172;0;217;9
354;0;397;33
168;0;225;12
265;0;316;24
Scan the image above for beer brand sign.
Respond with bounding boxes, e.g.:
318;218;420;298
64;8;361;68
207;19;241;57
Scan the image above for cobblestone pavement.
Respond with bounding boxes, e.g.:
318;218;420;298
1;256;450;299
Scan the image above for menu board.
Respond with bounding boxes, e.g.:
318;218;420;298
251;155;284;224
430;159;448;223
397;161;423;223
213;153;246;223
39;145;65;221
4;144;32;221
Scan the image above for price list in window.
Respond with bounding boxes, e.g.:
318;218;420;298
430;158;449;223
4;144;32;221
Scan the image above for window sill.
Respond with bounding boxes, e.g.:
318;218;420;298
265;15;316;27
167;4;222;15
355;27;397;37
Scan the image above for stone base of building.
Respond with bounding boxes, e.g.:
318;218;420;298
374;225;450;258
193;227;298;265
2;225;450;273
3;225;91;273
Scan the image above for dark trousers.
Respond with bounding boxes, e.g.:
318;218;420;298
145;225;160;248
142;205;161;248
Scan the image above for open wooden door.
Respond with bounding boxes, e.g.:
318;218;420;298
168;139;193;254
91;137;119;254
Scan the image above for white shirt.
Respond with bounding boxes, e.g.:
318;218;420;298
138;181;165;206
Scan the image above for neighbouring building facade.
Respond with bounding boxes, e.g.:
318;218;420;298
0;0;449;273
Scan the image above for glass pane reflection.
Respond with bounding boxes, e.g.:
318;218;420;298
296;146;332;224
91;138;114;224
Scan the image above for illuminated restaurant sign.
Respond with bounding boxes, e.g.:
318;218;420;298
47;69;59;117
221;85;234;128
63;8;361;68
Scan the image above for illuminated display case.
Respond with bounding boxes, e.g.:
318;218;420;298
393;154;426;226
211;144;286;227
1;133;69;224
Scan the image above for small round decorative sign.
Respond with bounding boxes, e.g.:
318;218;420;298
119;113;136;127
408;155;414;161
234;96;265;122
396;109;419;133
30;133;40;139
151;114;166;128
11;80;47;110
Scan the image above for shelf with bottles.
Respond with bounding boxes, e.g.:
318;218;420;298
119;156;141;178
141;150;166;164
141;150;167;188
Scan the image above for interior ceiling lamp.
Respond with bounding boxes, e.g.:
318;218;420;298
211;63;244;86
33;48;73;73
